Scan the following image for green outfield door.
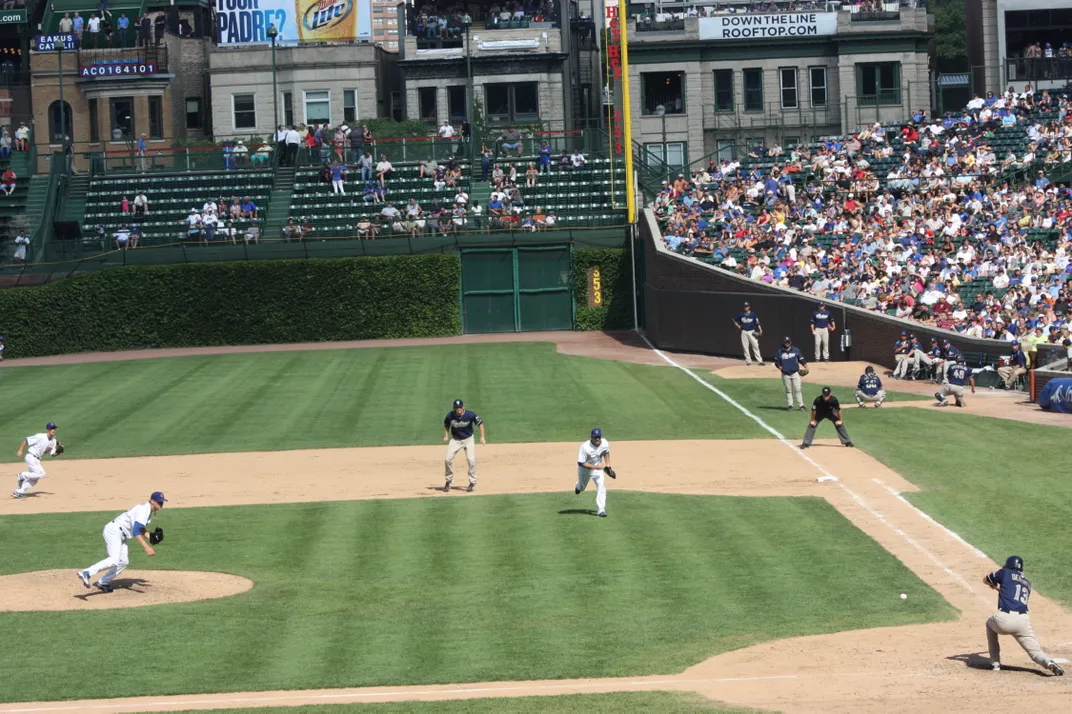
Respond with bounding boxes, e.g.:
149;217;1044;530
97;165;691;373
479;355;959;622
461;247;574;333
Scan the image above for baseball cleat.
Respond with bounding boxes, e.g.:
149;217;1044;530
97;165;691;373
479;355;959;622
875;402;883;408
466;484;475;492
798;405;807;412
1047;660;1065;676
857;403;865;408
992;661;1001;671
11;490;24;499
845;442;855;448
799;444;810;449
575;484;582;494
597;511;607;518
77;571;91;589
95;583;114;593
786;405;792;411
442;481;451;492
758;362;765;366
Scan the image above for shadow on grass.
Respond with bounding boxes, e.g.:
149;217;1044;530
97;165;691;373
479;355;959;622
74;577;153;601
557;508;599;516
947;652;1051;677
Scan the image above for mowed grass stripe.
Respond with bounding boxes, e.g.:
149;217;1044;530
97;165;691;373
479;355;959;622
0;344;767;461
0;493;954;702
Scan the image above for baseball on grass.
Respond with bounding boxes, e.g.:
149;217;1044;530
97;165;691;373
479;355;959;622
900;593;908;599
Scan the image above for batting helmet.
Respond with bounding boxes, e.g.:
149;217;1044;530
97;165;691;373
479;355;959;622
1005;555;1023;572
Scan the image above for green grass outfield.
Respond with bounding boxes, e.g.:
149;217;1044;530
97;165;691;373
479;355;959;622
0;343;771;459
172;692;754;713
0;493;953;703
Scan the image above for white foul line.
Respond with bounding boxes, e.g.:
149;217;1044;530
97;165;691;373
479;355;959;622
873;478;989;560
637;334;983;598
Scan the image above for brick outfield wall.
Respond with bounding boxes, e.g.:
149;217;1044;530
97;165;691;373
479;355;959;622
639;210;1016;369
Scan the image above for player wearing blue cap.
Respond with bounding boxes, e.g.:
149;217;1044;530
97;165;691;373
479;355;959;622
732;301;764;366
892;331;913;379
13;422;63;499
997;341;1028;389
575;428;613;517
984;555;1064;675
77;492;167;593
810;302;835;361
443;399;486;492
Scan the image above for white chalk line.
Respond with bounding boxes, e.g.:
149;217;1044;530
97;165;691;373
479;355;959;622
637;335;984;599
873;479;989;560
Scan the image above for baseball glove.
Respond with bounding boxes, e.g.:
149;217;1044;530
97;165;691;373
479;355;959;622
605;466;617;479
148;527;164;545
53;442;64;456
798;366;810;377
755;328;764;337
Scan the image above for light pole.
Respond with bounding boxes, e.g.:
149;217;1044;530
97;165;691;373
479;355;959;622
53;37;66;148
462;14;473;161
267;23;279;136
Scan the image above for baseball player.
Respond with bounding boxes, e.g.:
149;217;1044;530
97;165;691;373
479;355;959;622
984;555;1064;675
575;428;614;518
855;365;886;407
912;337;942;382
809;303;835;361
13;422;63;499
997;341;1028;389
443;399;485;492
935;360;975;407
0;334;5;361
892;331;913;379
732;302;763;366
773;336;807;411
800;387;854;448
77;492;166;593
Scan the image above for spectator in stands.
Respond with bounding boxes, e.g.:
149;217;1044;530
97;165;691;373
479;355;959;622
330;160;348;195
253;144;272;164
300;217;315;239
87;14;101;48
558;150;571;171
570;150;587;170
480;145;492;181
120;195;130;215
117;12;129;46
333;127;347;163
275;125;288;161
500;128;523;157
114;225;131;250
0;166;15;196
129;225;141;249
419;156;438;178
538;141;552;174
432;165;447;190
136;133;148;172
72;12;84;41
217;219;236;245
404;197;424;232
183;208;202;241
14;122;28;152
233;140;249;167
282;218;302;242
380;202;402;232
12;231;28;263
136;12;150;47
376;155;393;187
244;222;260;245
470;200;483;229
201;208;218;244
359;150;374;182
1;129;14;162
240;196;257;219
348;128;363;164
356;215;377;239
59;12;73;34
153;12;165;44
101;13;113;47
285;125;301;166
438;120;455;141
133;191;148;216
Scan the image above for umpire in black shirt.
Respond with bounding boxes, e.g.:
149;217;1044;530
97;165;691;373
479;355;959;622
801;387;854;448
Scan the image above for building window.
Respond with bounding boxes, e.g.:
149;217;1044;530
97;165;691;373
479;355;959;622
186;97;202;130
484;82;539;123
418;86;438;124
640;71;684;115
809;67;827;107
779;68;797;109
304;90;330;124
857;62;900;105
109;97;134;139
644;142;686;171
148;96;164;139
233;94;256;130
713;69;733;113
48;100;73;143
283;92;294;127
344;89;357;123
88;98;99;143
743;68;763;112
716;139;735;161
784;136;800;148
447;85;466;123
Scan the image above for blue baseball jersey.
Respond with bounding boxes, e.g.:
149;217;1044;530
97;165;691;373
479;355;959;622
894;338;912;355
857;373;883;396
810;309;832;329
928;344;943;358
986;568;1031;613
774;346;805;374
734;312;761;332
1010;349;1027;368
444;410;483;440
946;363;970;386
943;344;963;360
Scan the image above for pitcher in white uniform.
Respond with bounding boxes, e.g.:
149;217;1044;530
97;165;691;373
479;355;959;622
77;491;166;593
13;422;62;499
575;428;612;518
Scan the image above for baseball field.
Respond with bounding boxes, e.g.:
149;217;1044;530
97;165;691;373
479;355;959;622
1;332;1070;713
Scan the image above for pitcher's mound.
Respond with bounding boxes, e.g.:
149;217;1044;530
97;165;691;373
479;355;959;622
0;569;253;611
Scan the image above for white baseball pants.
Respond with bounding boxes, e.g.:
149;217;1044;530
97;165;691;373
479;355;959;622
576;467;606;514
741;330;762;364
813;329;830;360
15;455;46;495
893;354;912;378
84;522;129;587
445;436;477;486
782;372;803;408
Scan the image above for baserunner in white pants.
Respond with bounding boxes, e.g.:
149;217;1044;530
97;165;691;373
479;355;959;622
984;555;1064;676
78;492;166;593
575;428;612;517
443;399;486;492
13;422;62;499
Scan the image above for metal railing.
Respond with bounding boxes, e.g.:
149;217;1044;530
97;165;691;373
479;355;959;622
849;10;900;21
76;44;168;70
74;143;278;176
635;18;685;32
1005;57;1072;83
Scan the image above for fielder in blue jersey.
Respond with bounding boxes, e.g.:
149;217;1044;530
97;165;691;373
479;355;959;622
854;365;885;407
773;336;807;410
984;555;1064;675
732;301;763;365
935;361;975;407
809;303;835;361
443;399;486;492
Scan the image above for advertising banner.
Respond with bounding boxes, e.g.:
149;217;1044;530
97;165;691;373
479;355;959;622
0;9;26;24
698;13;837;41
80;61;158;78
34;34;78;51
216;0;372;45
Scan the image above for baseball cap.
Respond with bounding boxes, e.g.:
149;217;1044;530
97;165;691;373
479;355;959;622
453;399;463;408
822;387;832;395
743;301;751;307
782;335;791;343
591;428;602;439
46;422;57;430
150;491;167;504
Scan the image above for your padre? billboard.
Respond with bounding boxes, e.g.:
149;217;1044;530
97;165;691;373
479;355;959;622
216;0;372;45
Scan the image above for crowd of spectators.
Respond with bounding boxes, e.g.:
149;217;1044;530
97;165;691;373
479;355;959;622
656;86;1072;358
637;0;922;23
408;0;558;39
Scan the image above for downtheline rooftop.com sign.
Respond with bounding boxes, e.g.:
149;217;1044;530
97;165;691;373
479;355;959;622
698;12;837;40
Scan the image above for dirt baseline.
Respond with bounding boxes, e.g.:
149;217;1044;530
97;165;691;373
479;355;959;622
2;439;1071;713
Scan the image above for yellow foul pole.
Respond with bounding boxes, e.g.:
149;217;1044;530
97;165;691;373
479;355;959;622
617;0;636;224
